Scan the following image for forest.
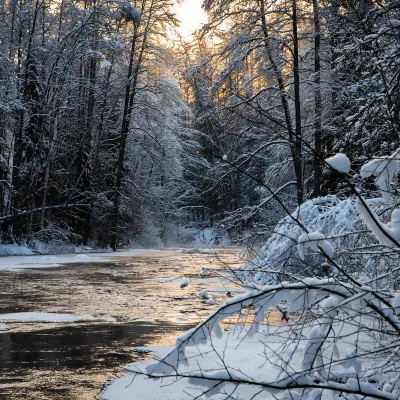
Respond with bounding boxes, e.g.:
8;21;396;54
1;0;397;253
0;0;400;399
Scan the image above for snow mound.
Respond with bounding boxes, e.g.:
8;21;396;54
241;196;359;284
0;244;34;256
325;153;351;173
100;320;368;400
102;245;114;253
198;290;209;300
75;254;90;261
180;279;189;288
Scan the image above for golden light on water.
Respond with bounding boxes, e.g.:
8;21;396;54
172;0;207;39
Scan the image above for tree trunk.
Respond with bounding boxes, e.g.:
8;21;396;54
110;1;152;250
291;0;303;204
110;26;140;251
259;0;303;204
312;0;322;197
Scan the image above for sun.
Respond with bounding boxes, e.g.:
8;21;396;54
172;0;207;39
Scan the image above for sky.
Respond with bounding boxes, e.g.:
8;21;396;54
172;0;207;39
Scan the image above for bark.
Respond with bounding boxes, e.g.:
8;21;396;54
11;0;25;224
40;116;58;228
12;0;42;235
312;0;322;197
259;0;303;204
110;12;150;250
110;31;138;251
291;0;303;204
80;55;97;244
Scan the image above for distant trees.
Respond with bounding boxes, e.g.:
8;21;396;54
0;0;189;249
176;0;400;243
0;0;398;249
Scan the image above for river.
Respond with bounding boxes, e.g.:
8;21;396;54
0;248;245;399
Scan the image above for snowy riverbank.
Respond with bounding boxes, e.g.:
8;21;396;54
100;318;365;400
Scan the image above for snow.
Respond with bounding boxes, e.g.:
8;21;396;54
0;324;9;330
182;248;219;254
388;19;400;28
75;254;90;261
100;318;378;400
177;226;230;247
365;33;380;41
360;150;400;202
0;312;114;323
325;153;351;174
356;198;400;246
99;272;400;399
98;168;400;400
297;232;334;260
392;294;400;315
100;59;112;68
198;290;210;300
205;285;243;293
241;196;359;284
120;2;141;24
0;243;34;256
180;279;189;288
301;325;323;370
101;329;276;399
0;249;168;271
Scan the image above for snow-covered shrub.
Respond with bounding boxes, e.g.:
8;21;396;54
28;239;76;255
241;195;360;284
27;226;77;254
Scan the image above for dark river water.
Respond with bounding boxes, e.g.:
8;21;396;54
0;249;244;399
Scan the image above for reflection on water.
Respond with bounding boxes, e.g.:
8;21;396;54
0;249;245;399
0;322;194;399
0;322;194;372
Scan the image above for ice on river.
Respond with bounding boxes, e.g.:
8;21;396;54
182;248;219;254
0;249;165;270
0;312;115;323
